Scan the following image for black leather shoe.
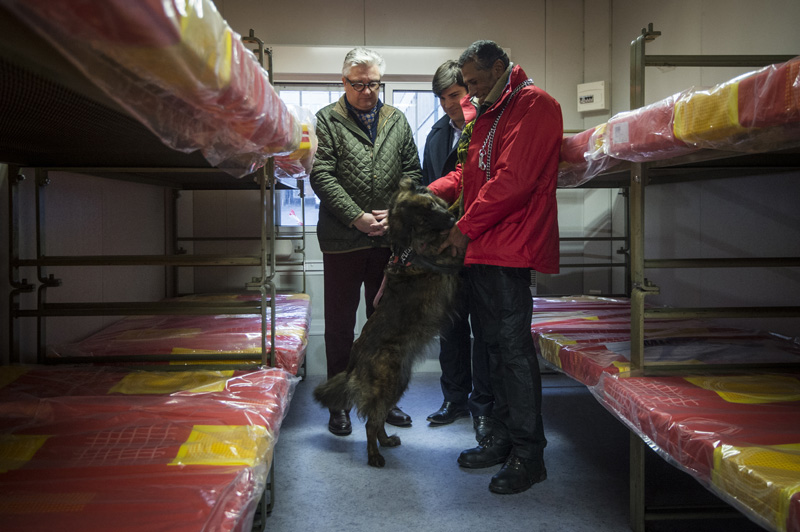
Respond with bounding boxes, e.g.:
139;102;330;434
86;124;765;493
489;452;547;494
473;415;493;441
386;405;412;427
328;409;351;436
457;434;512;469
427;401;469;425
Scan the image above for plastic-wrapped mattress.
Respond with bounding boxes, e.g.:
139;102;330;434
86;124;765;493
0;365;299;532
558;56;800;187
48;293;312;376
0;0;316;179
530;296;800;532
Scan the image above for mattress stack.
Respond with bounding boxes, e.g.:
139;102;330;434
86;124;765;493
558;56;800;187
0;365;299;532
530;296;800;532
0;0;317;178
48;293;312;375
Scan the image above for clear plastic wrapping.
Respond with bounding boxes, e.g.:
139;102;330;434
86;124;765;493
0;365;299;531
595;372;800;532
607;91;699;162
274;105;319;181
559;56;800;187
48;293;311;376
557;124;621;187
530;296;800;532
0;0;317;178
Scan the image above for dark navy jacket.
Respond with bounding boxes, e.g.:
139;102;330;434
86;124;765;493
421;114;459;186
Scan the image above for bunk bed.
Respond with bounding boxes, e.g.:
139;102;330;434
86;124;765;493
0;364;298;532
546;25;800;532
47;292;312;376
1;1;315;529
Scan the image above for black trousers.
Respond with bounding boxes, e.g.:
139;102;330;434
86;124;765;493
467;264;546;459
437;269;493;417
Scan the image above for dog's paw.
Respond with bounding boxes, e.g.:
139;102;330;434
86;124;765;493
368;453;386;468
381;434;401;447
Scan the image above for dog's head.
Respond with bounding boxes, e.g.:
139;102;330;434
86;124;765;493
388;178;456;256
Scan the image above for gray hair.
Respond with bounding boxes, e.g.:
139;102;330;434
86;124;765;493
342;47;386;77
458;40;509;71
432;60;466;97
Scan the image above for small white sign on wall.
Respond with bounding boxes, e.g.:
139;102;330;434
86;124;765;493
577;80;609;112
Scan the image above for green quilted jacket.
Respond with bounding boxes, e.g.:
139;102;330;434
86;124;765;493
310;96;422;253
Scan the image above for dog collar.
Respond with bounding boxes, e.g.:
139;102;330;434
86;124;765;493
388;247;461;275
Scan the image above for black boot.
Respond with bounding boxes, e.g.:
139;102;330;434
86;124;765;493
473;415;493;441
457;434;511;469
489;451;547;494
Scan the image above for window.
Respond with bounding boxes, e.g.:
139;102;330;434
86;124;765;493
274;82;434;227
388;88;442;165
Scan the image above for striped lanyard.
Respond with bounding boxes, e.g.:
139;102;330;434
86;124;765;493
477;78;533;181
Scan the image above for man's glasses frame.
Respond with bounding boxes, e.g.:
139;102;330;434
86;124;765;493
345;79;381;93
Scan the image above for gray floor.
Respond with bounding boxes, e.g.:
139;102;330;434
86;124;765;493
267;371;766;532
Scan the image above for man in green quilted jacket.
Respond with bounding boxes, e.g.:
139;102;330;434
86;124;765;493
310;47;423;437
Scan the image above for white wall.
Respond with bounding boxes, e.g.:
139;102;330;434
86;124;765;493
9;171;168;363
608;0;800;337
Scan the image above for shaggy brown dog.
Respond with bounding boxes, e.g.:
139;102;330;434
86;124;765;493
313;178;463;467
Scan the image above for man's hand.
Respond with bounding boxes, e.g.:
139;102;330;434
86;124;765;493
354;212;384;236
369;209;389;237
438;223;469;257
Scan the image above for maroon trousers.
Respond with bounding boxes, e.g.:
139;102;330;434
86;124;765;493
322;247;392;378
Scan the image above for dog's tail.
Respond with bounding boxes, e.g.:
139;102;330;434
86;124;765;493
313;372;353;411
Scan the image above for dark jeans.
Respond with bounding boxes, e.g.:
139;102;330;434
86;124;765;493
467;264;546;459
438;269;493;417
322;247;391;379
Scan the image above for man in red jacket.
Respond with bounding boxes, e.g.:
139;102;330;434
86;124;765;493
429;40;562;494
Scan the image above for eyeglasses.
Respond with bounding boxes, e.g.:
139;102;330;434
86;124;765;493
345;79;381;93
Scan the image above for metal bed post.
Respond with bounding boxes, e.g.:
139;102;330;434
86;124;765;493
241;32;278;527
627;24;659;532
33;168;63;363
7;165;34;364
626;23;800;532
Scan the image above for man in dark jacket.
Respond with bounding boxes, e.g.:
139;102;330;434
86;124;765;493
310;47;423;437
430;40;562;495
422;60;468;186
422;61;493;442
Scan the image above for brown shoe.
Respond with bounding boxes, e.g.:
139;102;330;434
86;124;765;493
386;405;412;427
328;409;351;436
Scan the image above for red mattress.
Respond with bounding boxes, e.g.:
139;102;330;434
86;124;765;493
599;373;800;532
557;56;800;188
48;293;311;375
0;0;315;178
0;365;298;532
530;296;800;532
531;296;800;387
557;124;620;187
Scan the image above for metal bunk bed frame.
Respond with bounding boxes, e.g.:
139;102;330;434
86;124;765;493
6;43;306;374
624;23;800;532
3;23;303;526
